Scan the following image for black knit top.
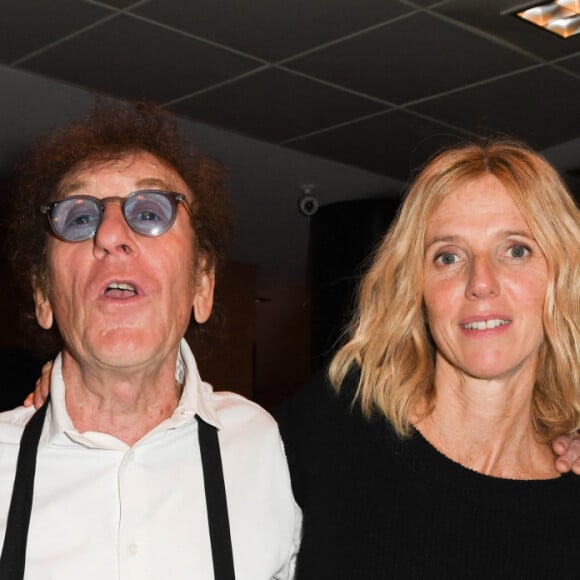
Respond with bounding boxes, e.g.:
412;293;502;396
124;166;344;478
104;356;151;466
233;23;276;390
274;371;580;580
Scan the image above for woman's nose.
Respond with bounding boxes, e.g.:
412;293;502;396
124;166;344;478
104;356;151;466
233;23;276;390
465;255;499;299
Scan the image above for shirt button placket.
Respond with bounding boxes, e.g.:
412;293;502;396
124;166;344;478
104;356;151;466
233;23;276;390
118;447;144;579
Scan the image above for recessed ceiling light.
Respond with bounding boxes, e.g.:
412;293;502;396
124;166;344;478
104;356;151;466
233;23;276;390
516;1;580;38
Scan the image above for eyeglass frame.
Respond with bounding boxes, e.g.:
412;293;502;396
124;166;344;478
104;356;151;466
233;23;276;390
40;189;192;242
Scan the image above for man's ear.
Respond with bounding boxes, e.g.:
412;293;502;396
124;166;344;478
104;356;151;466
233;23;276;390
33;280;54;330
192;262;215;325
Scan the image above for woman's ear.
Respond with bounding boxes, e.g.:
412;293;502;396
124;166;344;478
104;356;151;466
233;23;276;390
192;262;215;325
33;281;54;330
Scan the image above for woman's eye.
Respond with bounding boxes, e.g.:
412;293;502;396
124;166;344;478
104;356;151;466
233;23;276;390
507;245;530;259
435;252;458;265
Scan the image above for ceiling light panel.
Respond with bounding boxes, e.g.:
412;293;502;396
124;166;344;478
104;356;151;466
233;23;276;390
516;1;580;37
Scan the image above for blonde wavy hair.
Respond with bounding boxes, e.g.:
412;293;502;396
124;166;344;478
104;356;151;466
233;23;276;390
329;139;580;440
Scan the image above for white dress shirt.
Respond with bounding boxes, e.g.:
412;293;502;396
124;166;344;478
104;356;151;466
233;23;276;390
0;340;302;579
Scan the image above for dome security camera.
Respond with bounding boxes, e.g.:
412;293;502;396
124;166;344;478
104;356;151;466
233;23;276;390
298;194;319;216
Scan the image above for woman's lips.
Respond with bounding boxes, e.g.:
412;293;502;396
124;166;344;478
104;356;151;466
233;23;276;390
460;318;511;331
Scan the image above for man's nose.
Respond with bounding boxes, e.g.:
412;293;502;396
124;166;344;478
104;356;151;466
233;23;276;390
92;202;138;258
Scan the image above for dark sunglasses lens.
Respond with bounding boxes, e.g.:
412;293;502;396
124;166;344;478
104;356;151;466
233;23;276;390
51;198;101;241
124;192;176;237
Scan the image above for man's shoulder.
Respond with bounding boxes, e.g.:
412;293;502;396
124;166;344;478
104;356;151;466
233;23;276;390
206;390;288;454
0;405;37;444
210;390;278;430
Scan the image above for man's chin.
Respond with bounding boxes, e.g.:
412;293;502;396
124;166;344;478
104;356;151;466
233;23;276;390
84;332;167;369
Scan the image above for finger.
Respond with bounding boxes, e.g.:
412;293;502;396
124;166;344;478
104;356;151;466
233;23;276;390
40;361;52;394
556;434;580;474
564;436;580;465
41;360;53;380
552;435;569;456
554;455;571;474
33;361;53;409
32;377;42;409
23;392;35;407
33;389;44;410
33;379;48;409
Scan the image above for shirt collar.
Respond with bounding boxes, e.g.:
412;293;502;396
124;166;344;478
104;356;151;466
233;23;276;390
172;339;222;430
44;338;222;447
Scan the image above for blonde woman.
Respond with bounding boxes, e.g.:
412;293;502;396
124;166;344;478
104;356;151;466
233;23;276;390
277;139;580;579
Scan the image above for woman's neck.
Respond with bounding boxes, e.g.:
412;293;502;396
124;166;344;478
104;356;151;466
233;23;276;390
414;363;559;480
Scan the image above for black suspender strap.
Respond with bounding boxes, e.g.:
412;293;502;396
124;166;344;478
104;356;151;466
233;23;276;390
196;415;236;580
0;400;235;580
0;397;50;579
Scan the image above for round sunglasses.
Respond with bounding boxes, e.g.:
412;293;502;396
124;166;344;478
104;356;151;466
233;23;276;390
40;189;191;242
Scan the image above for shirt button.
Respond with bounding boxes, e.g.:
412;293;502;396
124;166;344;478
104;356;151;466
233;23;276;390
128;543;139;555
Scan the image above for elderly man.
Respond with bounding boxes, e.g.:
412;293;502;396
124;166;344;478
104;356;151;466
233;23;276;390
0;103;301;579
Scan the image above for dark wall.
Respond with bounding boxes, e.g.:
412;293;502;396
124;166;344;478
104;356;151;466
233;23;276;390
0;349;43;411
0;174;45;409
309;197;400;370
